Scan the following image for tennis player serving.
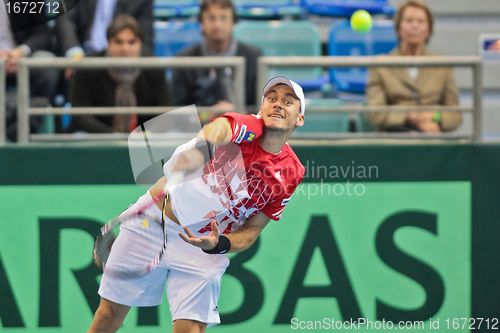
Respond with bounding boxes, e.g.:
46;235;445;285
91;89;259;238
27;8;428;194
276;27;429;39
88;76;306;333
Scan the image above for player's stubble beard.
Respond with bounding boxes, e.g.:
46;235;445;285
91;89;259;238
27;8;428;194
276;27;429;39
263;125;295;142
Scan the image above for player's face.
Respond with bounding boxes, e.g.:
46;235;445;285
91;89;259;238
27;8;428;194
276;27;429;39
201;5;234;45
259;84;304;132
107;29;142;57
398;6;430;46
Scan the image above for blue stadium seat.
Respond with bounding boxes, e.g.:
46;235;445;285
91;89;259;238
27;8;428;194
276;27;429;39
303;0;395;17
234;21;327;91
154;0;199;19
154;21;202;57
328;20;397;94
234;0;303;19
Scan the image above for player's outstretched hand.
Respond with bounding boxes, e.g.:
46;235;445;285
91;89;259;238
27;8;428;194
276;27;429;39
178;220;219;251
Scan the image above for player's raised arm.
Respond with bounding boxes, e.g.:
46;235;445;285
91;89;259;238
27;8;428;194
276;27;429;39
199;113;265;146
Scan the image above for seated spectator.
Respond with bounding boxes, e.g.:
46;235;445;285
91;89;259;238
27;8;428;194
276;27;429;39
69;15;168;133
366;0;462;133
171;0;261;112
0;7;58;141
56;0;154;58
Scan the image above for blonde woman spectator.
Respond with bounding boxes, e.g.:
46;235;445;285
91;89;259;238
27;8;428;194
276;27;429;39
367;0;462;132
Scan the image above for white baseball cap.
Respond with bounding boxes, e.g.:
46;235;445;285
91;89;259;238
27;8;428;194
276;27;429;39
261;76;305;115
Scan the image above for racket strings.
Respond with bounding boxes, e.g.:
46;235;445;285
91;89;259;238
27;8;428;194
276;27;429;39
95;191;169;275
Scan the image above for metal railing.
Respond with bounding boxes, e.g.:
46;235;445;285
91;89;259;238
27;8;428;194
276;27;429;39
16;57;246;143
7;55;483;142
257;56;483;141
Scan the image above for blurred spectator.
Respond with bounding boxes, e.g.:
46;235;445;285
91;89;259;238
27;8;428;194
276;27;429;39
366;0;461;133
172;0;261;111
0;7;58;141
56;0;153;58
486;39;500;52
69;15;168;133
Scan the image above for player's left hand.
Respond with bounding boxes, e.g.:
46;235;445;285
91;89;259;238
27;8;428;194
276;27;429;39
178;220;219;251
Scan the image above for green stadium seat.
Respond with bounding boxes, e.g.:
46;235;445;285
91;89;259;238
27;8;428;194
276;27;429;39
295;98;350;133
154;0;199;19
234;0;303;19
355;110;376;132
234;20;326;90
38;115;55;134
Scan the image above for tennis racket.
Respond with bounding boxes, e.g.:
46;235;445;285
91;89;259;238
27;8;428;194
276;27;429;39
93;172;185;278
94;138;214;277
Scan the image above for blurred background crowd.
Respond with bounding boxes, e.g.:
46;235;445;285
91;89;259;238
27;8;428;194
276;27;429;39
1;0;499;142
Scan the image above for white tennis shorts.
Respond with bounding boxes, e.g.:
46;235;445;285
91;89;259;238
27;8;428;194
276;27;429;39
98;191;230;326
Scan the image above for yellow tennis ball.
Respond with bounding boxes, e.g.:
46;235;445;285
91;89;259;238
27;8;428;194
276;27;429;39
350;9;373;33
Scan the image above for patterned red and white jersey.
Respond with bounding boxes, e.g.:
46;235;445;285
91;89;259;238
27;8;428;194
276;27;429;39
164;113;304;236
